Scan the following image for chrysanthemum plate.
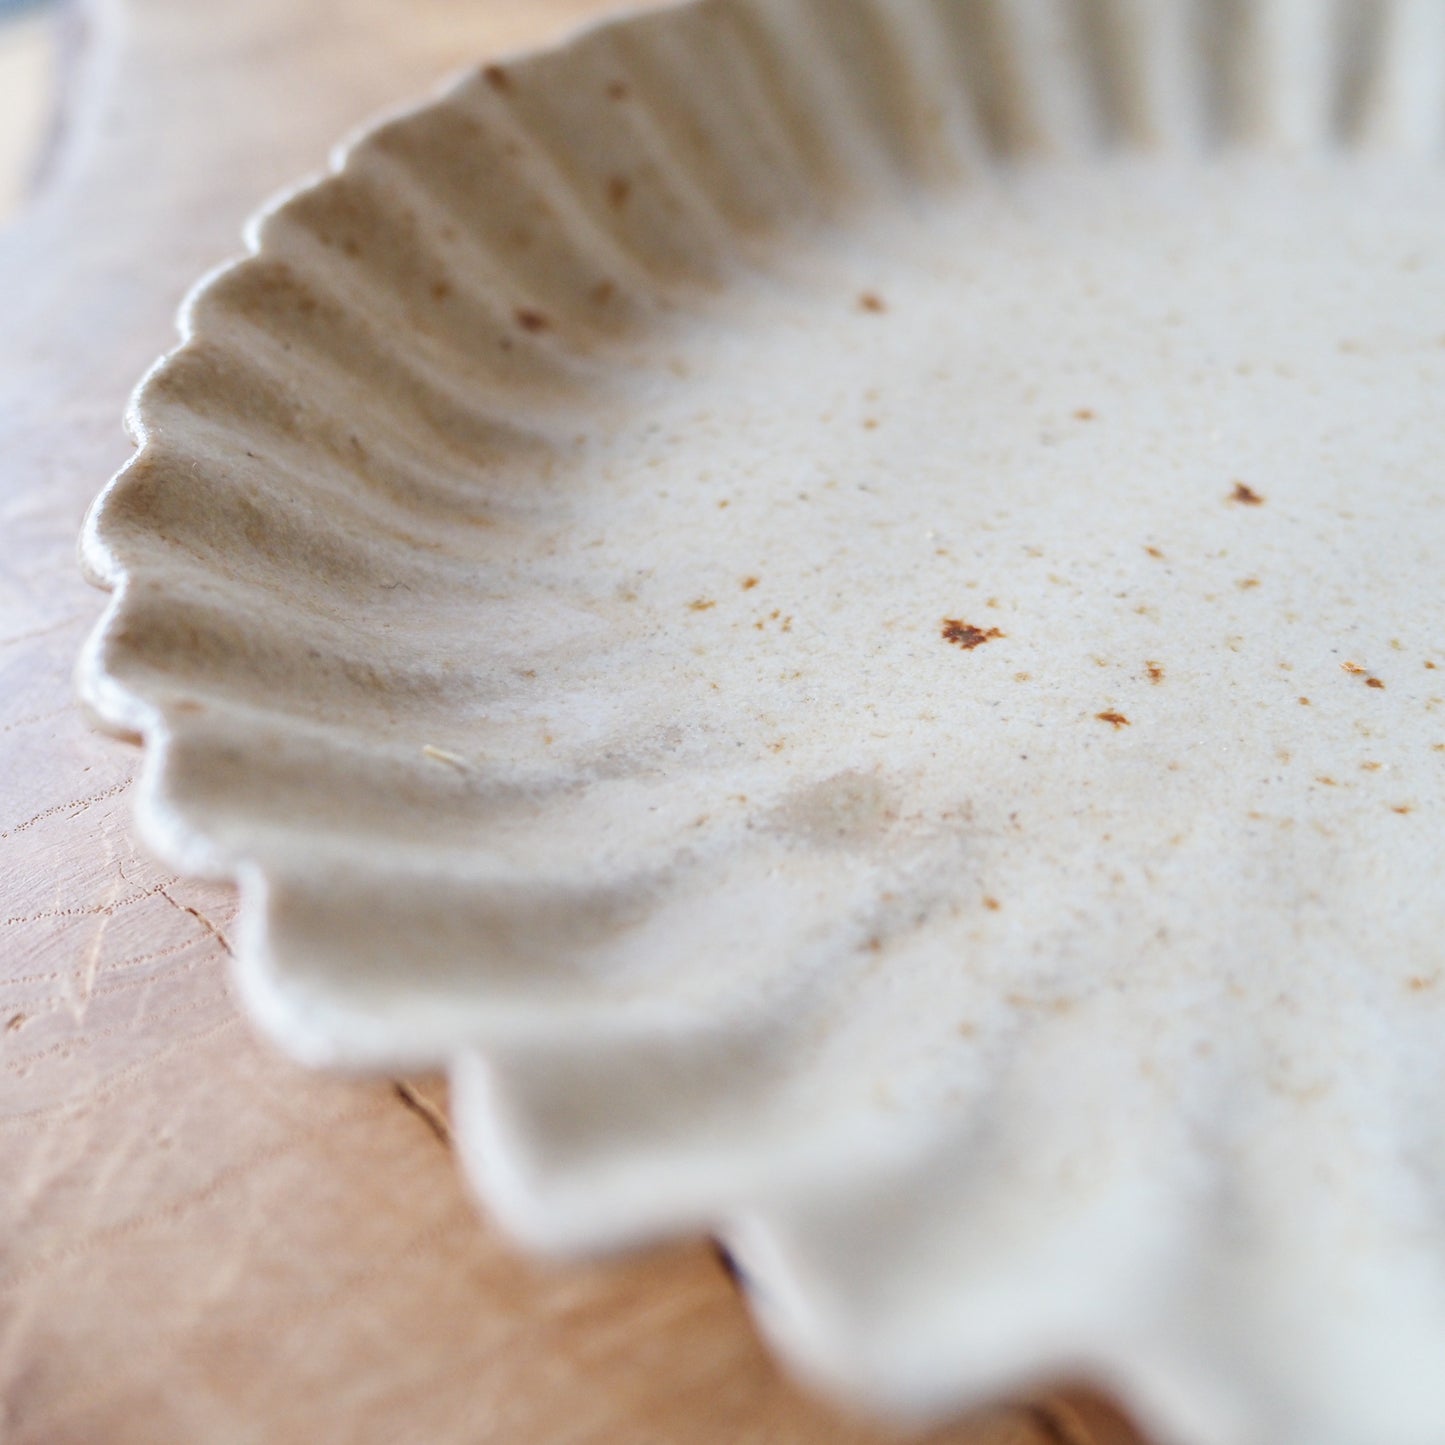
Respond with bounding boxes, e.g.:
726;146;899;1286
79;3;1445;1442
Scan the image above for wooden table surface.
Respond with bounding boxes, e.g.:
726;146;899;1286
0;3;1147;1441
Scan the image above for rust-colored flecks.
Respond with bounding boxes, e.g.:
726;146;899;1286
1343;661;1386;688
483;64;510;91
858;291;887;313
1229;481;1265;505
1145;661;1164;684
514;306;551;333
942;619;1004;650
1096;711;1130;729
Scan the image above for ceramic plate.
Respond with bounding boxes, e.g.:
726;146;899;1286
79;2;1445;1442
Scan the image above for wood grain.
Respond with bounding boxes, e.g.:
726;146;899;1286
0;2;1148;1441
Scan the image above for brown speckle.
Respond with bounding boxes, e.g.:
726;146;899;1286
431;280;452;301
1316;775;1338;786
742;576;759;591
1237;577;1260;590
717;499;730;510
1229;481;1264;506
606;79;630;100
607;175;631;209
483;64;510;91
1426;661;1438;671
1146;662;1164;684
1362;761;1383;772
1393;804;1414;814
1342;661;1366;676
858;291;887;314
6;1013;25;1032
1299;696;1311;706
591;279;616;306
688;598;716;612
1096;711;1130;729
1014;671;1032;683
1145;545;1164;559
341;237;362;258
1073;407;1096;421
1366;676;1386;690
863;417;879;430
1409;975;1436;991
983;896;1001;912
515;307;551;333
942;619;1004;650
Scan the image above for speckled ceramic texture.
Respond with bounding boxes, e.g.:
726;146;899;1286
79;2;1445;1442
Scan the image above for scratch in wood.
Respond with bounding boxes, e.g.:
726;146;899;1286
392;1081;452;1148
71;830;122;1015
158;888;234;956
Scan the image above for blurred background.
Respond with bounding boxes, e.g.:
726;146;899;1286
0;0;59;221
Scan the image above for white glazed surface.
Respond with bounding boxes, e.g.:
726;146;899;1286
80;3;1445;1443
